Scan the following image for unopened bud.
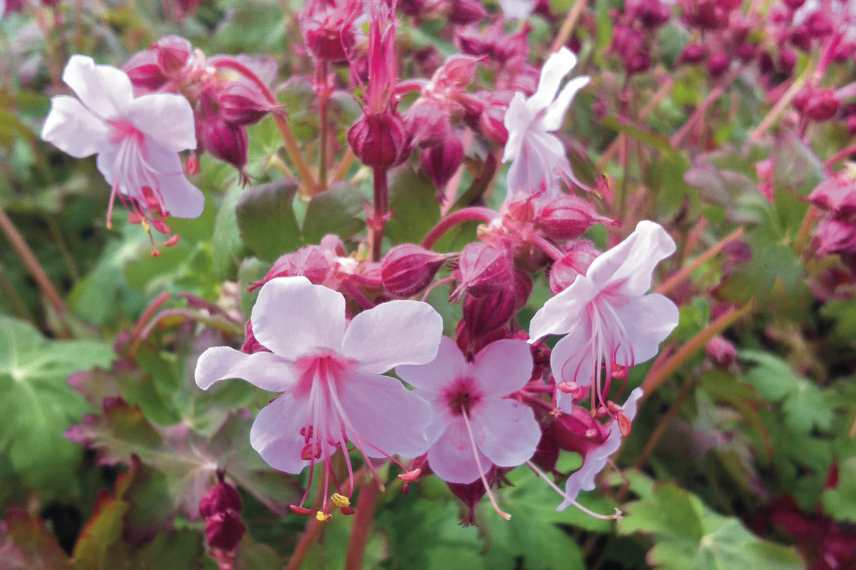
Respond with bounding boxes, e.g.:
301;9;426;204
155;35;192;75
706;51;730;77
421;136;464;190
456;242;513;298
449;0;487;25
548;241;599;293
124;51;168;92
205;512;245;551
347;112;410;170
199;117;249;171
536;196;613;240
381;244;446;298
219;80;273;126
679;42;707;65
199;481;242;518
706;335;737;368
804;89;840;122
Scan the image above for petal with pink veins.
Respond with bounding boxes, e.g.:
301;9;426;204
337;373;433;459
502;92;532;162
126;93;197;152
549;320;595;387
194;346;297;392
397;336;468;394
62;55;134;119
41;95;109;158
471;338;533;396
529;275;597;341
471;399;540;469
144;142;204;217
249;395;311;474
342;300;443;374
427;419;489;484
611;294;679;367
250;277;346;359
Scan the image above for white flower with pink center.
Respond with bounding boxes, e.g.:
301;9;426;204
502;47;590;199
397;337;540;519
530;221;679;412
41;55;203;228
195;276;442;517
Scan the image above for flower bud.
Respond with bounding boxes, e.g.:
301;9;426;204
809;176;856;216
404;100;450;148
460;270;530;341
679;42;707;64
205;512;246;551
634;0;671;28
548;241;599;293
530;430;560;473
421;136;464;190
447;468;501;525
301;8;356;62
199;482;243;518
431;54;481;91
250;245;336;291
705;335;737;368
455;242;513;298
706;51;730;77
219;79;273;126
124;51;169;92
155;35;192;75
199;117;249;171
536;196;613;240
783;0;805;8
449;0;487;25
347;113;410;170
381;244;447;298
804;89;840;122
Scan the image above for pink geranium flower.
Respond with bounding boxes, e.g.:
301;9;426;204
397;337;540;519
529;221;679;412
41;55;203;232
195;276;442;518
502;47;590;199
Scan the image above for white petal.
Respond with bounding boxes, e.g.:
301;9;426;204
127;93;197;152
155;170;205;218
397;336;468;394
342;300;443;374
250;395;310;474
62;55;134;119
585;220;677;297
528;48;577;113
542;76;590;132
471;339;533;397
471;399;540;468
611;294;679;367
427;419;488;484
250;277;347;359
502;95;532;163
549;320;595;388
529;275;597;341
499;0;535;19
194;346;297;392
337;372;433;458
41;95;109;158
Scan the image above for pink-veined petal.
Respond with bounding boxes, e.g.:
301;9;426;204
194;346;297;392
249;395;310;474
549;319;595;387
471;338;533;396
471;399;540;468
529;275;597;341
528;47;577;113
342;300;443;374
427;419;489;484
62;55;134;119
41;95;109;158
542;75;590;132
127;93;196;152
145;141;204;218
502;94;532;163
396;336;467;394
585;220;676;297
337;372;433;459
250;277;346;359
611;294;679;367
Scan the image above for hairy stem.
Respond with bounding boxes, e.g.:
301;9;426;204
344;478;381;570
317;60;330;193
421;207;498;250
370;167;390;262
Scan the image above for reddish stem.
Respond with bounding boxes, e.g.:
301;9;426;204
344;479;381;570
370;167;390;262
421;207;498;250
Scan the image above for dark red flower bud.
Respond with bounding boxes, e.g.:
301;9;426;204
804;10;833;39
706;51;730;77
634;0;671;28
679;42;708;64
460;270;530;340
705;335;737;368
779;48;797;75
848;115;856;136
205;512;246;551
736;42;757;62
804;89;840;122
405;100;451;148
219;79;273;126
124;51;169;92
550;407;608;455
421;136;464;190
241;321;268;354
548;241;599;293
530;428;560;473
455;242;513;298
447;468;501;525
536;196;613;240
381;244;446;298
455;27;492;57
301;9;356;63
200;117;249;171
348;113;410;170
449;0;487;25
199;482;243;518
783;0;805;8
431;54;481;91
155;35;192;75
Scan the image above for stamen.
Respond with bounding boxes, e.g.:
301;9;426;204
331;493;351;509
526;460;622;521
461;409;511;521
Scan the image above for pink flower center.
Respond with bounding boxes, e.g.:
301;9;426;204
442;376;483;416
108;119;144;145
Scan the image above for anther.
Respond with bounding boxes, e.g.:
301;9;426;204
331;493;351;509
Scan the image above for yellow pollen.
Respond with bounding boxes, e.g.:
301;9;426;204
315;511;333;522
331;493;351;509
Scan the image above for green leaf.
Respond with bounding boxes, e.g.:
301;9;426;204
236;179;301;260
619;483;802;570
301;183;365;244
0;509;70;570
212;185;247;278
822;457;856;522
386;167;441;245
0;317;113;491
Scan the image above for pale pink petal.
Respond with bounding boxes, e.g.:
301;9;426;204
194;346;297;392
250;277;346;359
542;76;590;132
611;294;679;367
558;388;642;510
337;372;433;458
145;142;204;218
62;55;134;119
502;92;531;163
529;275;597;340
471;399;540;468
427;419;489;484
528;47;577;113
41;95;109;158
585;220;676;297
342;300;443;374
549;319;594;387
471;338;533;396
127;93;196;152
499;0;534;19
249;395;310;474
396;336;467;394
